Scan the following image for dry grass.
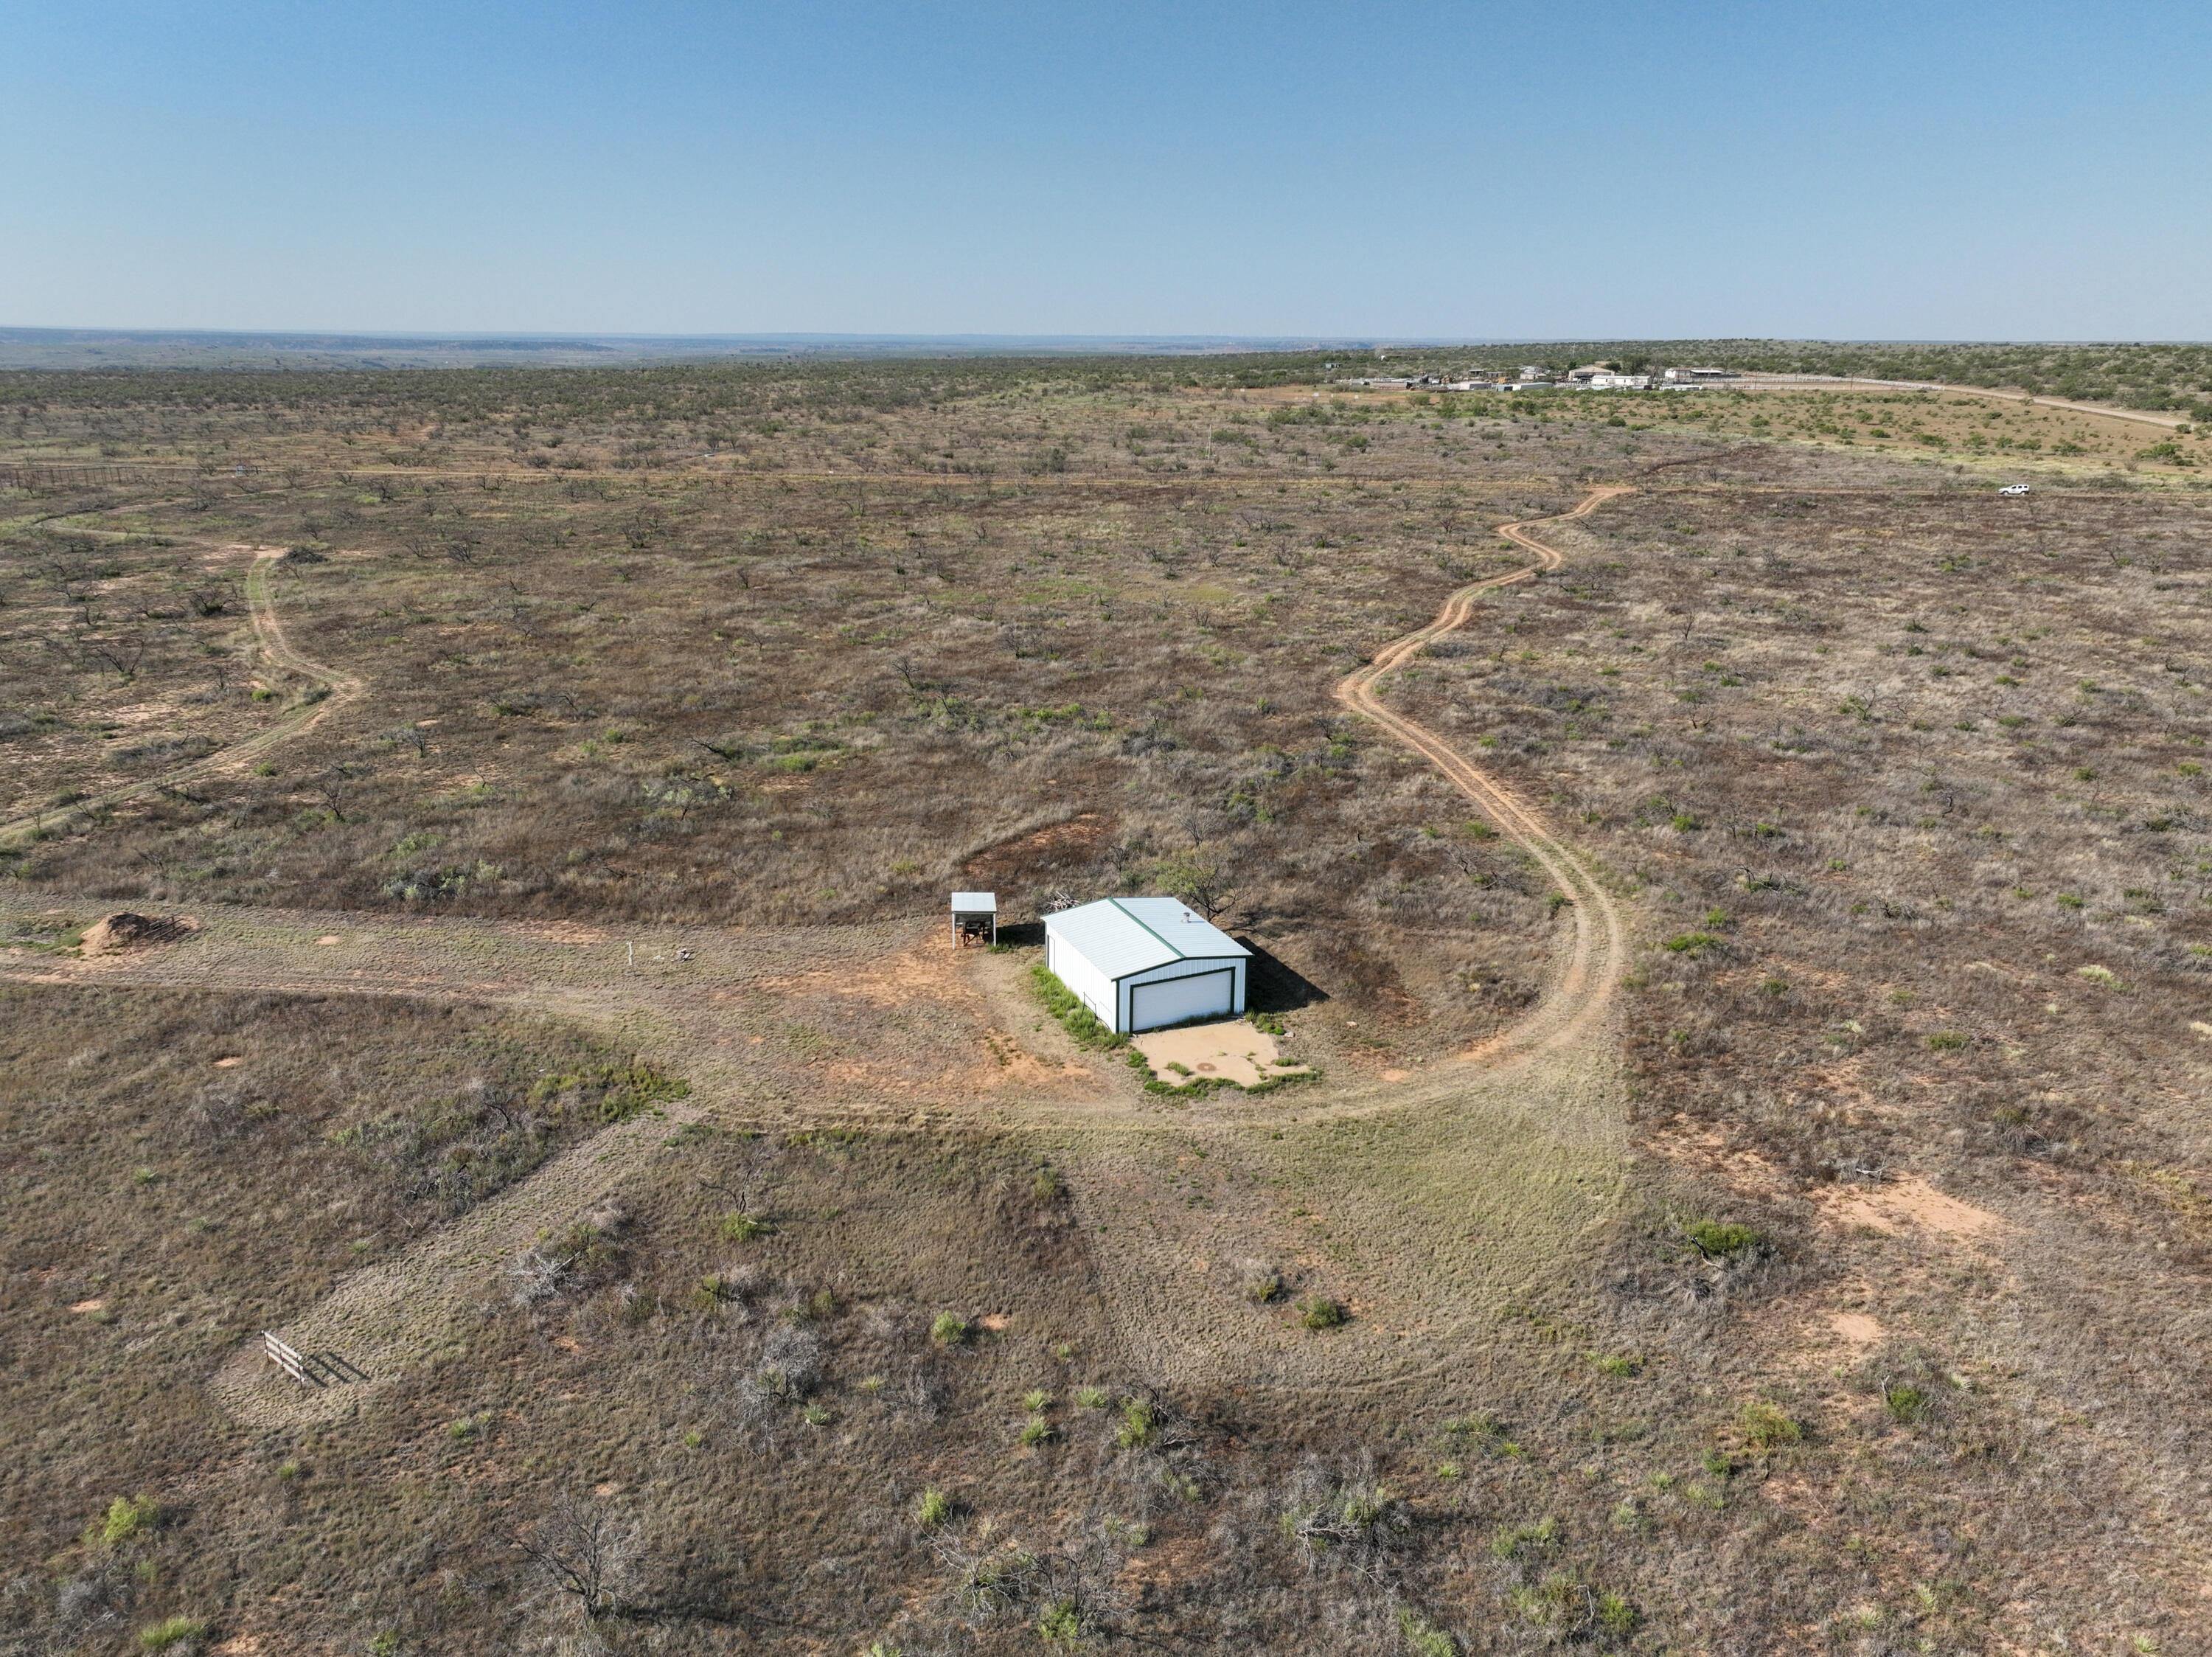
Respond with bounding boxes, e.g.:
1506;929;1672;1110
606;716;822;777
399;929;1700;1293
3;357;2208;1653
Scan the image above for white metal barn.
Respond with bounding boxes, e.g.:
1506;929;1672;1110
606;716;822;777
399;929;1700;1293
1044;897;1251;1035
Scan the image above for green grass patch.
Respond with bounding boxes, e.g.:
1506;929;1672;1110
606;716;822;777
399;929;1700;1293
1029;964;1124;1049
1683;1219;1761;1259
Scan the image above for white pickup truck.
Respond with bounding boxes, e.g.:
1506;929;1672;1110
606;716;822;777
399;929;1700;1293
1997;484;2032;496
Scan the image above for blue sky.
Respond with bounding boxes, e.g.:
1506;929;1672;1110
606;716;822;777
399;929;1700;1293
3;1;2206;338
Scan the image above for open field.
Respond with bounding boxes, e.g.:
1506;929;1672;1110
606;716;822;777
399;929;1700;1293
4;355;2211;1655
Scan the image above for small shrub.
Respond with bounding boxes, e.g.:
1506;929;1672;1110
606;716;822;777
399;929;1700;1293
931;1311;972;1347
1023;1389;1053;1413
1037;1600;1082;1646
1020;1416;1055;1448
1923;1031;1969;1052
1242;1266;1284;1304
1683;1220;1760;1260
720;1212;771;1240
1596;1591;1639;1636
1884;1385;1927;1425
1116;1397;1158;1450
1074;1385;1110;1410
1398;1606;1458;1656
916;1486;953;1528
92;1494;160;1548
1298;1296;1346;1330
139;1619;208;1652
1489;1515;1559;1560
1739;1400;1804;1452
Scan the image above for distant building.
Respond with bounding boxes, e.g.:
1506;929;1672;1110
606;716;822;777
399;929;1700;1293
1585;373;1653;390
1662;366;1739;383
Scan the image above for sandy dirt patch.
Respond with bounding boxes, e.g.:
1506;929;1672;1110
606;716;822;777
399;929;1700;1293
1827;1311;1885;1347
755;937;941;1002
1134;1021;1309;1088
1824;1175;2004;1241
527;920;611;945
314;934;342;946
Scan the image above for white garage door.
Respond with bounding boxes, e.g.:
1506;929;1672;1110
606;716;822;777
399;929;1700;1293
1129;969;1234;1032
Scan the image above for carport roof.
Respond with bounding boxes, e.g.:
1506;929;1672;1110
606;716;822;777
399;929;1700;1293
1045;897;1249;982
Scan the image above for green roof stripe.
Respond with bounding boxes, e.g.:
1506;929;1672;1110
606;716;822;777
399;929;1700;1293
1106;895;1189;968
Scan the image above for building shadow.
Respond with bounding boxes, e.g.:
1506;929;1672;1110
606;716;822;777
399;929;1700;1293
992;920;1047;950
1238;937;1329;1013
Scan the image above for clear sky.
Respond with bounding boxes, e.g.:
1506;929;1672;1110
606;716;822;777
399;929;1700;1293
4;1;2206;340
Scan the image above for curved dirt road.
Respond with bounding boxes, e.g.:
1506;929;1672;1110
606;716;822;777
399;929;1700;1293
0;547;362;848
12;489;1644;1422
1335;485;1632;1065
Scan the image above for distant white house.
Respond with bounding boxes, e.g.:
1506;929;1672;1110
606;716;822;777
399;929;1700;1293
1662;366;1739;384
1044;897;1251;1034
1585;373;1653;390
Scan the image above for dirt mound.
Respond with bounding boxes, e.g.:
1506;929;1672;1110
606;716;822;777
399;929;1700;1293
80;912;197;956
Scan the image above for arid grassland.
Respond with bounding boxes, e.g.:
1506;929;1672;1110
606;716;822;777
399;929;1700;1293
3;357;2209;1656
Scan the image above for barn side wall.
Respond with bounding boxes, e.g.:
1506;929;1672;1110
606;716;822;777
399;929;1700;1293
1045;928;1119;1030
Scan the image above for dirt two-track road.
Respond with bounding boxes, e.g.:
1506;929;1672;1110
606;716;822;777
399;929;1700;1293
3;487;1641;1422
0;546;363;850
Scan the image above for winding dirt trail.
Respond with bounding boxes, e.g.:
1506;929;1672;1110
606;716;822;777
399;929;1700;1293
0;547;362;848
11;487;1645;1422
1335;485;1632;1063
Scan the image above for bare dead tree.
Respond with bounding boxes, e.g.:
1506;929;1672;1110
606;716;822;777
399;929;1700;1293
512;1493;639;1622
698;1136;779;1223
75;628;149;684
307;766;358;824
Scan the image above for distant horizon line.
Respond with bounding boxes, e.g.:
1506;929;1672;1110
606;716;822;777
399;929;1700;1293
7;325;2204;349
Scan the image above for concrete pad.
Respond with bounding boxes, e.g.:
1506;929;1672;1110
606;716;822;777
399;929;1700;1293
1133;1019;1310;1089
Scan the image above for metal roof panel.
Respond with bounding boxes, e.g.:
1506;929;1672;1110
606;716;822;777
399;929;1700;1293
1044;896;1248;982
